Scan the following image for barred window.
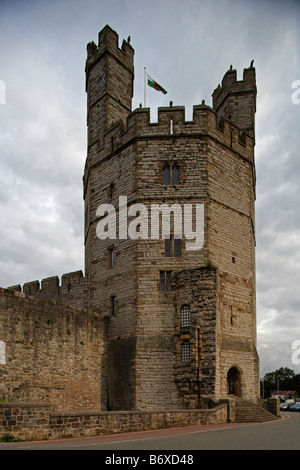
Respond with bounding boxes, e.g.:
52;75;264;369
181;341;191;362
181;304;191;328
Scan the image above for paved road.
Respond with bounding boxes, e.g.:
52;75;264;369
0;412;299;451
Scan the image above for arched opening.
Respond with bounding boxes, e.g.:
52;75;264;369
172;164;179;184
163;164;170;185
180;304;191;329
227;366;241;396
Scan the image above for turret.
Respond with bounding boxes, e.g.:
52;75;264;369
212;63;257;138
85;25;134;150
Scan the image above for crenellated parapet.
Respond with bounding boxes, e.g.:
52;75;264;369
86;25;134;84
7;270;88;309
212;64;257;137
84;99;255;184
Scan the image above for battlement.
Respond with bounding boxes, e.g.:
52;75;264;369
212;64;256;136
85;100;255;174
7;270;88;309
212;65;256;106
86;24;134;89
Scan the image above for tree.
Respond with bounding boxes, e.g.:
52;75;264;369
261;368;296;398
264;367;295;387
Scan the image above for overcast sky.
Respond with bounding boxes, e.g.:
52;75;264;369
0;0;300;377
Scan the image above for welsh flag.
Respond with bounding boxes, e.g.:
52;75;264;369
147;74;167;95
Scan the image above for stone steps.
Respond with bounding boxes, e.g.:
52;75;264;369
234;398;279;423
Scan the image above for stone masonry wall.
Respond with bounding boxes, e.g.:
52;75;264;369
206;112;258;400
132;131;209;411
0;288;105;412
0;402;228;441
82;98;258;409
7;270;88;309
173;267;219;408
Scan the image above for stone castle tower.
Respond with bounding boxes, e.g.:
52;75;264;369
1;24;259;413
83;25;259;410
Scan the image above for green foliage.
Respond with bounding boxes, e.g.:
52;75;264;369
261;367;300;398
199;260;218;271
0;433;16;442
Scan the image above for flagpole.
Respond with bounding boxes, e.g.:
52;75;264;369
144;67;146;108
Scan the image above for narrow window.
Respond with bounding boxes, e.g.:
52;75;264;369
181;305;191;328
165;236;181;257
163;164;180;185
160;271;172;291
160;271;165;291
230;306;235;326
163;164;170;185
166;271;172;291
239;131;246;145
181;341;191;362
165;238;172;257
172;164;180;184
174;237;181;257
111;296;116;316
109;248;114;267
170;118;173;135
110;183;114;199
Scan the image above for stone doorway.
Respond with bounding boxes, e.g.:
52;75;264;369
227;366;241;396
